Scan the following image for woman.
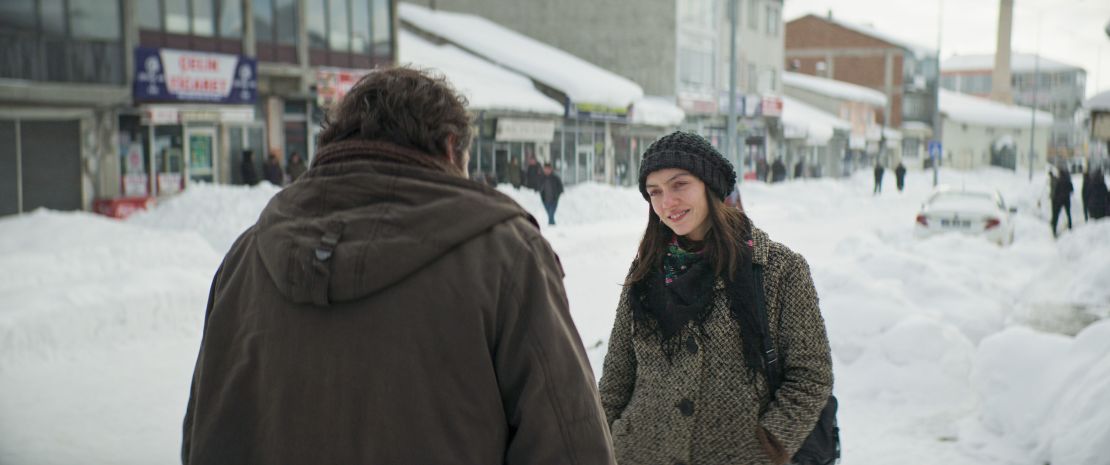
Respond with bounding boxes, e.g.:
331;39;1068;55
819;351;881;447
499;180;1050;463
599;132;833;465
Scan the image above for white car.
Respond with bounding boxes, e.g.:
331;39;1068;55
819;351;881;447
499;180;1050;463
914;188;1016;245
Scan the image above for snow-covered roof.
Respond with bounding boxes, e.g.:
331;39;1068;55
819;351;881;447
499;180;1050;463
397;30;563;115
901;121;933;132
398;2;643;109
940;89;1053;129
630;96;685;127
942;53;1082;74
782;95;851;145
1086;90;1110;111
819;15;934;58
783;72;888;107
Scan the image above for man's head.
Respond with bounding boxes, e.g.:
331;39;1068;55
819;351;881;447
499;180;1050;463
269;148;282;162
317;67;472;175
543;163;553;175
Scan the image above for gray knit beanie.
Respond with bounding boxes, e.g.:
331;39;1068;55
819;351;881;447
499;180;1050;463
638;131;737;201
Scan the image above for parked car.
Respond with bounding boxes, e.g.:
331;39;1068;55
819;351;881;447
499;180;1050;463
914;187;1016;245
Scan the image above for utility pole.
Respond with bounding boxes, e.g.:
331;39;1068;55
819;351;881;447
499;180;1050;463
727;0;740;181
1029;52;1040;181
932;0;943;187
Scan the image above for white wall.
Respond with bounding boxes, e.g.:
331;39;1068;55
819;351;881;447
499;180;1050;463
942;117;1050;170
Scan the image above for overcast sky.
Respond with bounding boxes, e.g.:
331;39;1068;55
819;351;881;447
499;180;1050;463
783;0;1110;98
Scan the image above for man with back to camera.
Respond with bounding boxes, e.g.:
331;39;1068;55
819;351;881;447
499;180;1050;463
181;66;615;465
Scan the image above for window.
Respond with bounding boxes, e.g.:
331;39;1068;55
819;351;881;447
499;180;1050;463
308;0;328;49
190;0;215;37
218;0;242;38
371;0;391;57
275;0;298;46
254;0;274;44
679;46;714;91
352;0;370;53
137;0;161;30
0;1;37;31
0;0;124;84
765;5;779;37
747;0;758;29
747;63;757;92
328;0;350;51
164;0;189;34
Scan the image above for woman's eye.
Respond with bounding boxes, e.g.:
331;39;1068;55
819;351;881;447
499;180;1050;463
648;190;660;197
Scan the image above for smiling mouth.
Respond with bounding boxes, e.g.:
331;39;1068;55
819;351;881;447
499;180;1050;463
667;210;690;222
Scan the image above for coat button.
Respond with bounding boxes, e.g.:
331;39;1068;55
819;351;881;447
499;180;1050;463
676;398;694;416
685;336;698;354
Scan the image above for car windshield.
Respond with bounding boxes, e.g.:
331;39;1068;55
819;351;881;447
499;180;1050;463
928;192;999;212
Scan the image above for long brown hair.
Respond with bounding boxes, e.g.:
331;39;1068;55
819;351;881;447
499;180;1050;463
625;187;752;286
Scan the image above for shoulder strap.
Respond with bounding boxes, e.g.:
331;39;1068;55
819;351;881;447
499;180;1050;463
753;264;784;395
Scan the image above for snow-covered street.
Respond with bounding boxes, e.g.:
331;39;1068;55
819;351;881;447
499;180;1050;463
2;168;1108;464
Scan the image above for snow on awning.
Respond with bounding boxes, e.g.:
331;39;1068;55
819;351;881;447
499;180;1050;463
942;53;1081;74
399;3;643;110
783;72;887;107
782;96;850;145
940;89;1053;129
397;30;563;115
630;96;685;127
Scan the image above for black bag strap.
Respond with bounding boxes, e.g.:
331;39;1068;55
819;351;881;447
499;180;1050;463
753;264;785;395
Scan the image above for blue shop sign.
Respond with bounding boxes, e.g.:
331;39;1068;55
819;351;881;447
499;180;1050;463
134;47;256;104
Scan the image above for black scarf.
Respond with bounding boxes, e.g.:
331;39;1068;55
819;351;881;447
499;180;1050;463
629;241;766;374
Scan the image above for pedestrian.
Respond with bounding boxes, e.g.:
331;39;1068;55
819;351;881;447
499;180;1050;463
794;159;804;179
1082;168;1092;222
599;131;834;465
263;148;284;186
895;161;907;192
539;162;564;225
1086;168;1109;220
873;161;885;194
239;149;259;186
1051;165;1074;237
524;153;542;190
771;158;787;183
508;157;523;189
285;151;307;182
182;67;615;465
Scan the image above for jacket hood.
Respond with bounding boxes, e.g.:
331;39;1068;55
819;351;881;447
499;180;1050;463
252;142;534;306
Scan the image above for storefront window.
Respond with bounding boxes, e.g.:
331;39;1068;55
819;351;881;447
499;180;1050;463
372;0;391;58
191;0;215;37
137;0;162;30
41;0;67;36
219;0;242;38
352;0;370;54
329;0;351;51
0;0;36;31
164;0;190;34
307;0;328;49
254;0;274;43
275;0;298;46
154;126;185;195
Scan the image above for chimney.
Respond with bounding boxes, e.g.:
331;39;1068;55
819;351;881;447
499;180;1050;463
990;0;1014;104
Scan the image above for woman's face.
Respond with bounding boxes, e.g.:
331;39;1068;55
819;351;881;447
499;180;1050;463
645;168;711;241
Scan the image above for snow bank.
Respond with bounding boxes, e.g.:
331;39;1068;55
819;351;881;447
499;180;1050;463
961;321;1110;465
128;182;280;254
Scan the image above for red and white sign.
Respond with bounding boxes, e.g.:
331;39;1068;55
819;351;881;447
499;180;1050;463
761;96;783;117
316;68;370;107
160;49;241;100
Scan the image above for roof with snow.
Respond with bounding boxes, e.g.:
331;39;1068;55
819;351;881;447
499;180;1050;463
397;30;564;115
783;72;888;107
630;96;686;127
940;89;1053;129
782;95;851;145
1085;90;1110;111
942;53;1082;74
399;2;643;109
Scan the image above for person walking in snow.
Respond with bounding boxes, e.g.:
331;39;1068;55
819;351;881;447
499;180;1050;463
182;67;615;465
285;151;307;182
873;161;885;194
524;153;542;190
262;148;284;186
239;149;259;186
771;158;787;183
1051;165;1073;237
539;162;564;225
794;159;804;179
598;131;834;465
895;161;907;192
1085;168;1109;220
508;156;523;189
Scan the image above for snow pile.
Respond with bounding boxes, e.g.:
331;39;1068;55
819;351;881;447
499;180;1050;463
397;30;564;115
128;182;280;254
784;71;888;107
941;89;1053;129
631;96;686;127
399;2;643;108
960;321;1110;465
497;182;649;227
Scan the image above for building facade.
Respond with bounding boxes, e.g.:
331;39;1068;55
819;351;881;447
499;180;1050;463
941;53;1086;163
784;13;939;166
401;0;786;178
0;0;395;216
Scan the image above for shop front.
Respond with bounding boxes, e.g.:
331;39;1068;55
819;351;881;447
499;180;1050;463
117;47;259;205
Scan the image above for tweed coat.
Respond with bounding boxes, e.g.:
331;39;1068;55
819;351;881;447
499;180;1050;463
598;227;833;465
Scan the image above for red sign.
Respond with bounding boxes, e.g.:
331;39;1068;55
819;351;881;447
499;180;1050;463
761;96;783;117
316;68;369;107
93;197;156;219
